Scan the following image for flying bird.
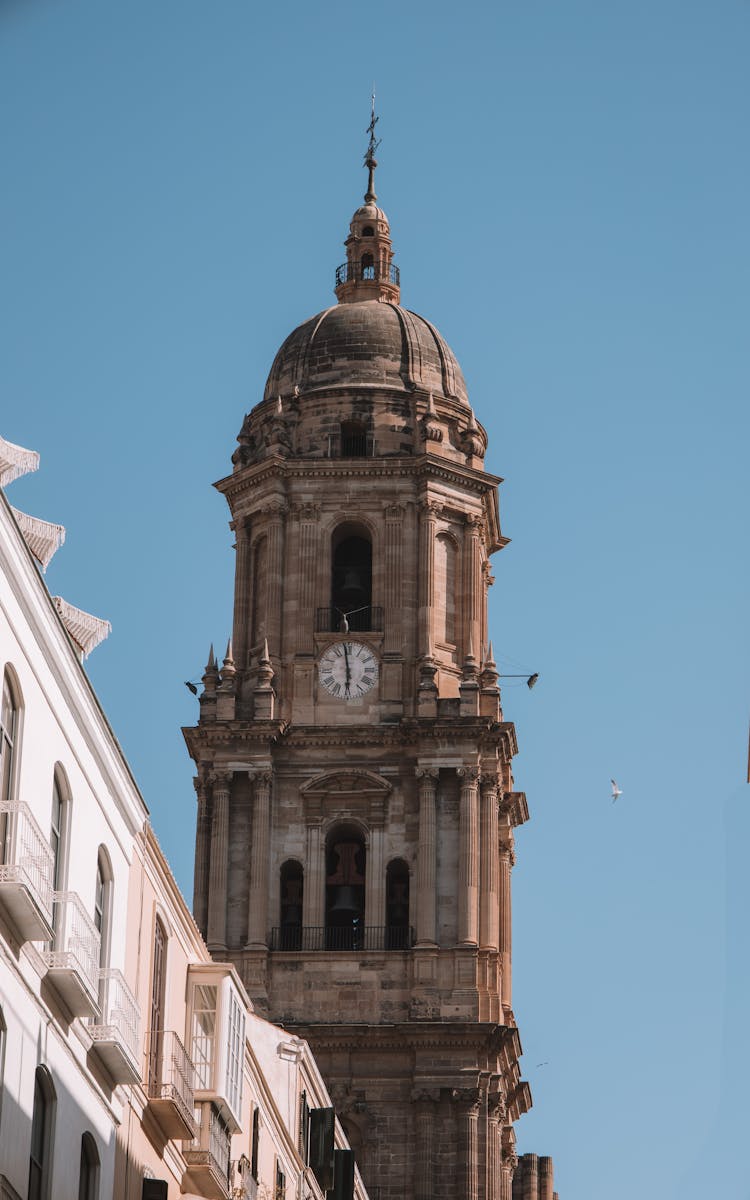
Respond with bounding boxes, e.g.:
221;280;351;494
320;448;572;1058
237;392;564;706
611;779;622;803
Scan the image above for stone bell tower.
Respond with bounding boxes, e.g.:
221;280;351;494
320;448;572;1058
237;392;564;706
184;121;534;1200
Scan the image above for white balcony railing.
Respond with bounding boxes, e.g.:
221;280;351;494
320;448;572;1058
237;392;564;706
184;1104;232;1200
146;1030;197;1140
42;891;100;1017
89;968;141;1083
0;799;54;942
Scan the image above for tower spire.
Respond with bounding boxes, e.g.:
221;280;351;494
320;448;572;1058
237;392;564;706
364;89;380;203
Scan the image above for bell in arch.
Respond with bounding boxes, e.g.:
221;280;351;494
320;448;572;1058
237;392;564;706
328;886;361;917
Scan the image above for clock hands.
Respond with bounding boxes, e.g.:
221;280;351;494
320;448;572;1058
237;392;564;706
343;641;352;695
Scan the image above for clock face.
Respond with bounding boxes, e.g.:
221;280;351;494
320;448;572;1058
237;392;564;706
318;641;379;700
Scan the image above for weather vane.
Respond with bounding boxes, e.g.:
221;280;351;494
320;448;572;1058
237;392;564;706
365;89;381;167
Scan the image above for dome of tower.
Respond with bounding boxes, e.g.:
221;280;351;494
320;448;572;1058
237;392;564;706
263;301;468;406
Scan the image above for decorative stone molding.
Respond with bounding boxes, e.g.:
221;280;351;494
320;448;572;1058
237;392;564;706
458;766;481;783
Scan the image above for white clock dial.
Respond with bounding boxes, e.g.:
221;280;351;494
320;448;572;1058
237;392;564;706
318;641;379;700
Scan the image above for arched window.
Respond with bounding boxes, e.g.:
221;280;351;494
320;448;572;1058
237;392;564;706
361;225;374;237
325;825;366;950
279;860;303;950
50;771;70;942
386;859;410;950
0;669;21;864
361;252;375;279
435;534;458;645
331;525;372;629
28;1066;55;1200
78;1132;99;1200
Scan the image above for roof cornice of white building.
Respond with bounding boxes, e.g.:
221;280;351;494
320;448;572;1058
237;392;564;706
0;490;148;837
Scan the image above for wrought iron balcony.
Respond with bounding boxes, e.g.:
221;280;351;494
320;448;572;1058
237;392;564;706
0;799;54;942
335;261;400;287
315;606;383;634
146;1029;197;1140
89;969;141;1083
270;926;414;952
183;1104;232;1200
42;891;100;1017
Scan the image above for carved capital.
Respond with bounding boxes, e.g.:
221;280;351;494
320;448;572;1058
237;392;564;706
260;499;288;519
464;512;484;532
480;773;499;796
383;502;406;521
209;769;233;790
292;501;320;522
419;498;443;518
450;1087;480;1116
415;767;440;783
252;770;274;790
487;1091;506;1124
457;766;480;784
411;1086;440;1105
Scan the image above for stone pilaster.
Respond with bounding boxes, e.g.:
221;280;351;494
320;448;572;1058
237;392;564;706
418;498;442;663
192;773;210;938
206;770;232;953
296;503;319;654
479;774;500;950
458;766;480;945
539;1156;554;1200
383;503;404;654
463;513;483;667
246;771;272;948
232;517;252;669
263;501;287;661
415;768;438;945
365;824;386;929
499;822;514;1014
412;1088;439;1200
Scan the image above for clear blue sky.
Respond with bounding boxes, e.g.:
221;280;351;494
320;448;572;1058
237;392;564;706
1;2;748;1196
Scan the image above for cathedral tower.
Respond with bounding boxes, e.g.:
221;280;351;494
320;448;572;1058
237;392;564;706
184;128;532;1200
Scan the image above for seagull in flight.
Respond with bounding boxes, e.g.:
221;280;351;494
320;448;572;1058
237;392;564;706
611;779;622;803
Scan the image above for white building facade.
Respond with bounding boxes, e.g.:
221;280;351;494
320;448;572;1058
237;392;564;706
0;439;368;1200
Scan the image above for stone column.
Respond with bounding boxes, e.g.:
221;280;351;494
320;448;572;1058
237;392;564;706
479;774;500;950
383;503;404;654
263;501;286;661
500;1126;517;1200
463;513;483;664
452;1088;480;1200
246;771;272;949
521;1153;539;1200
457;767;480;945
296;503;319;654
486;1094;504;1200
192;774;210;938
539;1156;554;1200
499;820;514;1013
415;768;438;945
232;517;252;669
418;499;442;661
412;1088;439;1200
365;824;386;933
303;822;324;933
206;770;232;953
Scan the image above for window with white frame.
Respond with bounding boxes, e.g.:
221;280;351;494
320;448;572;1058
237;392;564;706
191;984;217;1089
225;989;244;1117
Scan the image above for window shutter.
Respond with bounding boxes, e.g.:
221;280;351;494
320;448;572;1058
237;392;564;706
309;1106;335;1191
327;1149;355;1200
299;1090;310;1161
142;1182;168;1200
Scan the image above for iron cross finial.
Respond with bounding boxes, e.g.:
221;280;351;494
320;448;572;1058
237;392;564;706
365;89;381;167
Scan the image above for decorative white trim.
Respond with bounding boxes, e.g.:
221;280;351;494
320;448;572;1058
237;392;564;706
51;595;111;658
0;436;39;486
11;508;66;570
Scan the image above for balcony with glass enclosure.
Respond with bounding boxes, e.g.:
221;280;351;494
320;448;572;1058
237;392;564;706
89;968;141;1083
183;1103;232;1200
146;1029;197;1140
187;965;246;1132
42;891;100;1017
0;799;55;943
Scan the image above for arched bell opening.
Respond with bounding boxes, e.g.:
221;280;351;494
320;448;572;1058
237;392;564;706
386;858;410;950
279;860;303;951
361;252;375;280
325;824;366;950
330;525;372;630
